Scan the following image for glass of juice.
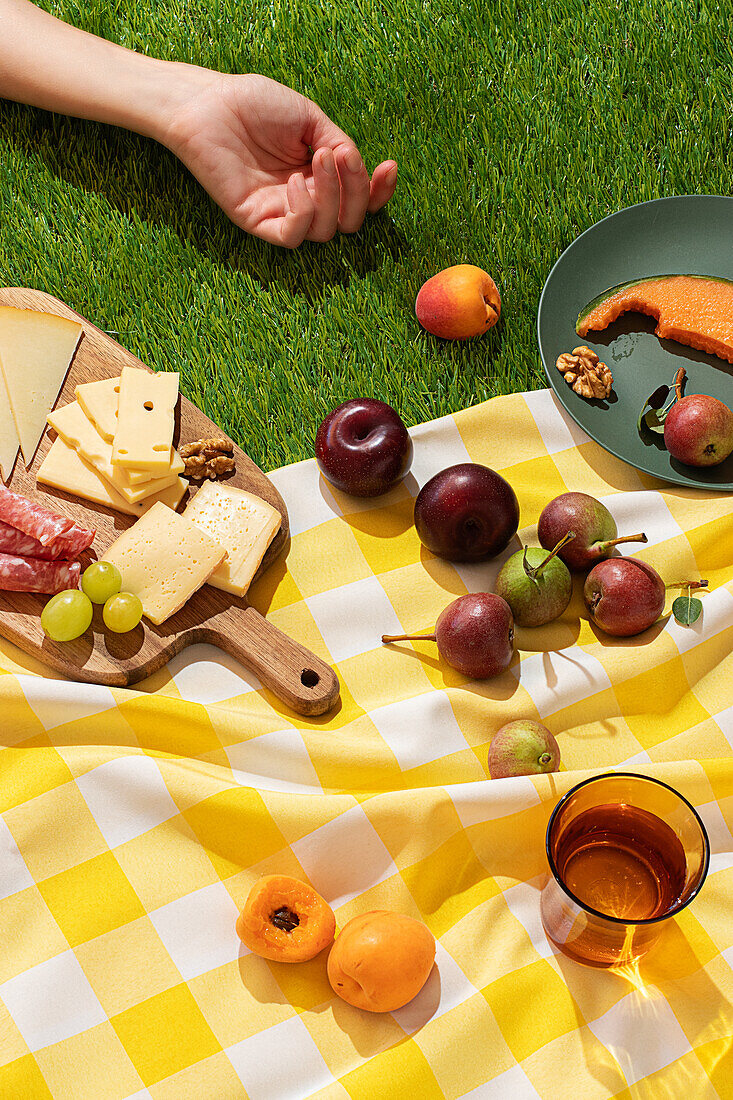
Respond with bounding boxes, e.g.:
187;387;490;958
541;772;709;968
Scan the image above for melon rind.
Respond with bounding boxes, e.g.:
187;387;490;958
576;273;733;334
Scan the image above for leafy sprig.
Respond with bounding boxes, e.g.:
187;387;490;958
667;579;708;626
637;368;686;436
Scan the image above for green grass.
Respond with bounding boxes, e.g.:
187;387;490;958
1;0;732;470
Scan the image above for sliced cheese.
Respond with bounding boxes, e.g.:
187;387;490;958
37;437;188;516
48;400;178;504
0;307;82;465
0;367;19;482
184;481;280;596
113;367;179;472
127;449;184;487
75;375;122;442
102;502;225;625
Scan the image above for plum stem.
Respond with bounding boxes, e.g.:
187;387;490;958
606;532;648;548
524;531;575;580
382;633;436;643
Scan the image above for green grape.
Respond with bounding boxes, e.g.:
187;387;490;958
103;592;143;633
81;561;122;604
41;590;94;642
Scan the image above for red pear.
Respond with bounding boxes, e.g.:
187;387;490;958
584;557;665;636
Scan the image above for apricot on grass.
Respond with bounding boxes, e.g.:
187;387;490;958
236;874;336;963
415;264;501;340
327;910;436;1012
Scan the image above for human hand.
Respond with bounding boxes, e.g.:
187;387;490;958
162;71;398;248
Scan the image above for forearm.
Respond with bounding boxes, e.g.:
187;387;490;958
0;0;208;142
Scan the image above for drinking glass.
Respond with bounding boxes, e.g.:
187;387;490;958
540;772;709;968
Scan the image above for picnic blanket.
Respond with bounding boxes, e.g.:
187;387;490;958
1;389;731;1100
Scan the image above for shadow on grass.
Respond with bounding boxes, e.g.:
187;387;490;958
2;103;408;300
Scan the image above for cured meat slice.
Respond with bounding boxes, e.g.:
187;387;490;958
51;522;95;558
0;483;86;547
0;553;80;593
0;518;68;560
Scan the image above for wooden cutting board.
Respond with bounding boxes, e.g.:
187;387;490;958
0;289;340;716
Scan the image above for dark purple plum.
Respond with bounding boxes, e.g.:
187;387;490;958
315;399;413;497
414;463;519;561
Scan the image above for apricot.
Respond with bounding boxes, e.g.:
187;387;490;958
236;875;336;963
415;264;501;340
327;910;436;1012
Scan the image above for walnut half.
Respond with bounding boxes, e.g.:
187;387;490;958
180;437;235;480
556;346;613;400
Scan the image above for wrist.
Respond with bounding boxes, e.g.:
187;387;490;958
136;60;223;150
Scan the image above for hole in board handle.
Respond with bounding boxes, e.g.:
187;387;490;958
301;669;320;688
143;401;154;411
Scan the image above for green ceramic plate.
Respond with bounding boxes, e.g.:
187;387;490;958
537;195;733;491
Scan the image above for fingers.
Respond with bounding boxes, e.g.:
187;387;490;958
334;144;371;234
249;173;315;249
304;147;341;242
367;160;398;213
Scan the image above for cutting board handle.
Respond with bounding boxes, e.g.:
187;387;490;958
206;605;340;716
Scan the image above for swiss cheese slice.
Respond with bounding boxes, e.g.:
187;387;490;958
184;481;280;596
102;502;226;625
0;307;82;465
37;437;188;516
113;367;179;472
48;401;178;504
127;449;184;486
0;368;19;482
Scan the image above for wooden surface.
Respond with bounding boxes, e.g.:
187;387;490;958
0;289;340;715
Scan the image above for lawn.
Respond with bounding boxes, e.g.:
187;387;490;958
1;0;731;471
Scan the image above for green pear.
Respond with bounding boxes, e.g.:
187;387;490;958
494;535;573;627
488;720;560;779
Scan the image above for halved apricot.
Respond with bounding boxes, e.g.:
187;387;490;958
327;910;435;1012
236;874;336;963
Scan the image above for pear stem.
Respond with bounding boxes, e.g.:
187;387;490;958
607;532;648;548
665;579;708;591
525;531;575;580
382;633;436;644
673;367;686;403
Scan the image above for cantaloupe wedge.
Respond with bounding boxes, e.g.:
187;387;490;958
576;274;733;364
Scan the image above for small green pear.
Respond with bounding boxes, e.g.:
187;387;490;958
488;720;560;779
494;535;573;627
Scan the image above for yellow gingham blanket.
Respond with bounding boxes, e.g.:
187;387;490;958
1;390;731;1100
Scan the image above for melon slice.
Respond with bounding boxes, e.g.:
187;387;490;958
576;274;733;364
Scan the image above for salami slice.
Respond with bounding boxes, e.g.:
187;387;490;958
0;519;68;560
51;522;95;558
0;483;77;547
0;553;81;593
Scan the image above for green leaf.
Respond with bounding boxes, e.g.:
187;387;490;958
637;384;669;433
643;408;668;434
672;595;703;625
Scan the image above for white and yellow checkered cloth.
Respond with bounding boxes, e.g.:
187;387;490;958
1;390;732;1100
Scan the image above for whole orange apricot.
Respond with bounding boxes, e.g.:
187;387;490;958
236;875;336;963
415;264;501;340
327;910;435;1012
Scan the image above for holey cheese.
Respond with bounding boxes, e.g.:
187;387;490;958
0;307;82;465
184;481;280;596
113;367;179;472
102;502;226;625
47;400;178;504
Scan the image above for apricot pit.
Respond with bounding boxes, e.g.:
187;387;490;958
236;874;336;963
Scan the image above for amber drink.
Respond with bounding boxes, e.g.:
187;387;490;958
541;773;709;968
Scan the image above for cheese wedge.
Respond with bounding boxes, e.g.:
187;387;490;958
184;481;280;596
0;307;82;465
0;367;19;482
48;401;178;504
102;502;226;625
37;436;188;516
75;375;183;485
113;367;179;472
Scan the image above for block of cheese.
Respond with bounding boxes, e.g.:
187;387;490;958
102;502;226;625
48;401;178;504
183;481;280;596
0;307;83;465
0;367;19;482
113;367;179;472
37;437;188;516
